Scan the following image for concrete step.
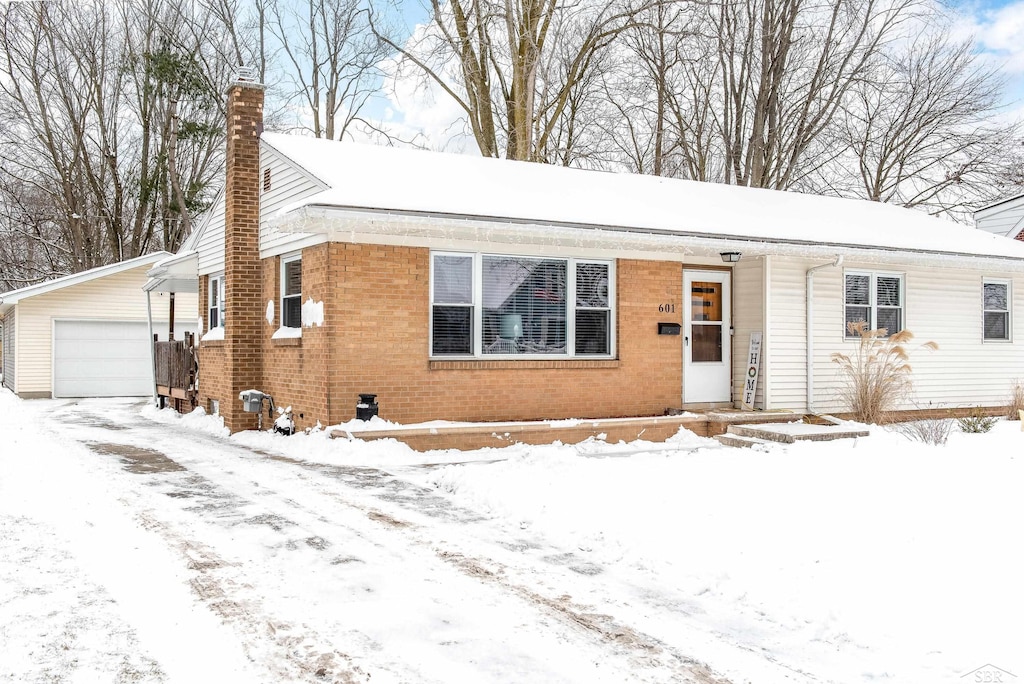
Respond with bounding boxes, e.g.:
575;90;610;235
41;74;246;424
727;422;870;443
728;424;796;443
714;433;777;449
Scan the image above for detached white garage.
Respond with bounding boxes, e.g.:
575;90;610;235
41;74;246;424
0;253;198;399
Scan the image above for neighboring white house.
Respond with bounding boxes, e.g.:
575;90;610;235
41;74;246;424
0;253;198;399
975;192;1024;239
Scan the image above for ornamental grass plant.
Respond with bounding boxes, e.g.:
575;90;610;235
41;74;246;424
1007;382;1024;421
831;321;938;425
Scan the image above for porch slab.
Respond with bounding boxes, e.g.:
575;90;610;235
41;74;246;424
329;409;818;452
331;414;711;452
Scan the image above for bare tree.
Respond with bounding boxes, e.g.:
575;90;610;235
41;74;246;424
376;0;652;161
835;31;1018;218
704;0;920;189
0;0;228;281
267;0;386;139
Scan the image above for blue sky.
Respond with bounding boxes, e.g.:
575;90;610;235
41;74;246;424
947;0;1024;110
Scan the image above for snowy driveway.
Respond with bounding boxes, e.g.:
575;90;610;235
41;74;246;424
2;397;737;683
3;394;1021;684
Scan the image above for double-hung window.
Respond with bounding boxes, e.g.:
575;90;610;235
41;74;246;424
281;254;302;328
844;271;904;338
983;279;1011;341
208;274;225;329
430;252;614;357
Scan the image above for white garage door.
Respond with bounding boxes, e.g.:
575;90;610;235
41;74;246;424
53;320;153;398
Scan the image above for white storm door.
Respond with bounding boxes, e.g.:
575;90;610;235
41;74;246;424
683;270;731;403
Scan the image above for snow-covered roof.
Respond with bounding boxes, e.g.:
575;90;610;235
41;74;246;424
974;191;1024;217
261;133;1024;263
0;252;172;312
144;250;199;293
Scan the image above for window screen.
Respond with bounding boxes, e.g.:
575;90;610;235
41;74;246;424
209;276;224;329
430;252;613;358
432;254;474;355
482;256;566;354
845;272;903;338
984;280;1010;341
844;274;870;334
282;257;302;328
575;262;610;355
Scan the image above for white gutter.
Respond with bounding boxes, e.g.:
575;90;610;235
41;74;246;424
806;255;844;413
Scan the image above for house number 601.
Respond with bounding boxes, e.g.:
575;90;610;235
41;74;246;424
658;304;676;313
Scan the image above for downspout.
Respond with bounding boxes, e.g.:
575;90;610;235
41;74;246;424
146;290;157;405
806;255;844;414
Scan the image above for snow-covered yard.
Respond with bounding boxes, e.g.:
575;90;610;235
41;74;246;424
1;388;1020;683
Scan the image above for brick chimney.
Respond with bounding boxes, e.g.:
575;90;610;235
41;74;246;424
221;69;266;432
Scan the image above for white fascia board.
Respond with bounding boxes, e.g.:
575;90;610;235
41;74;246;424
144;251;199;293
0;252;173;304
267;205;1024;273
259;232;328;260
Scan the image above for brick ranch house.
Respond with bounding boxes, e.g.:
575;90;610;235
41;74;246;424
145;74;1024;434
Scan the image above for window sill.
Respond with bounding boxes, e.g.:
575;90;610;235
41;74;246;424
271;336;302;347
429;358;620;370
200;339;226;348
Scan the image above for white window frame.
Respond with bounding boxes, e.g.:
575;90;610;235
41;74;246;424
429;251;616;359
280;252;302;329
843;270;905;339
208;273;225;329
983;278;1012;342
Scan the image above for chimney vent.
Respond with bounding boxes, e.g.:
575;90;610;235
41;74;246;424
235;65;258;83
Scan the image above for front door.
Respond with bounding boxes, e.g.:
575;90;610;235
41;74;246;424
683;270;731;403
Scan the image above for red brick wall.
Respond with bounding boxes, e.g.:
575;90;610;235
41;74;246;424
263;244;685;427
256;245;334;431
219;83;265;432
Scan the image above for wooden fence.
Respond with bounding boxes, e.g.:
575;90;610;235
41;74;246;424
154;332;197;410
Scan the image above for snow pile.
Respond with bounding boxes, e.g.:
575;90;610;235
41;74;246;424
141;403;229;437
412;423;1023;683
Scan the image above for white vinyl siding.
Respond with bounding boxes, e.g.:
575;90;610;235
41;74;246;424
259;144;326;256
731;257;766;409
766;258;1024;413
196;189;226;275
975;194;1024;238
11;266;198;396
2;309;14;391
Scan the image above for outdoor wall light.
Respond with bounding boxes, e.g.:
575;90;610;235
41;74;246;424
720;251;742;263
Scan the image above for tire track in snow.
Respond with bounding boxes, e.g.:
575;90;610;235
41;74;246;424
48;400;737;683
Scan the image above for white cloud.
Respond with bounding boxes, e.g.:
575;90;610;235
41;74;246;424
948;0;1024;110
